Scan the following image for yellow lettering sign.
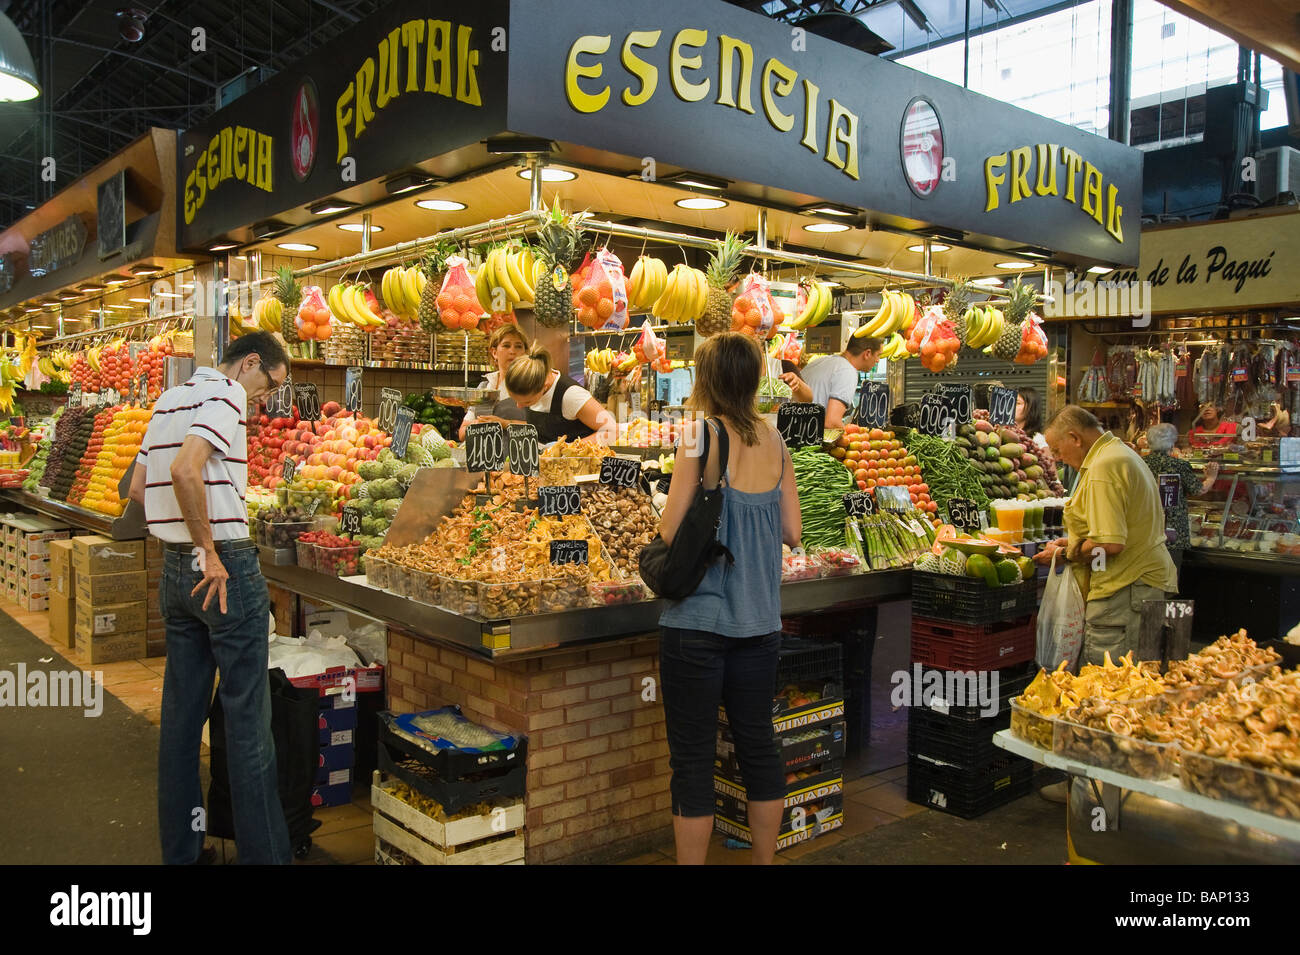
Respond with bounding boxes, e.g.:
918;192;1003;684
1106;184;1123;243
621;31;660;107
825;98;859;180
1035;143;1058;196
983;142;1127;243
1009;146;1032;203
670;29;710;102
183;125;273;224
801;79;820;153
377;28;401;110
761;59;797;132
717;35;755;114
402;20;425;93
984;153;1008;212
566;35;611;113
1060;147;1082;203
456;24;481;106
425;20;452;96
1082;162;1104;225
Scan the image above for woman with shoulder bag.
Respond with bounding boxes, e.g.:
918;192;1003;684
657;333;802;864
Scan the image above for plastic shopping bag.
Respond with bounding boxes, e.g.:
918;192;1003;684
575;247;630;331
435;256;486;331
632;320;665;365
731;272;780;340
1036;550;1085;672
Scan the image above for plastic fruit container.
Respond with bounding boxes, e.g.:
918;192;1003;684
295;539;318;572
406;567;438;605
478;579;542;618
538;573;591;613
364;557;390;591
263;519;314;550
1010;700;1054;750
438;575;480;616
315;542;361;578
811;548;862;577
589;578;647;606
1052;717;1177;780
781;553;824;583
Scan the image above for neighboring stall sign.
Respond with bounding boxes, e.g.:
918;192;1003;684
97;171;127;260
1052;210;1300;318
27;216;88;279
178;0;1141;265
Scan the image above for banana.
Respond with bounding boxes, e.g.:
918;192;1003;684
350;284;384;327
381;268;396;314
854;289;894;338
474;262;494;312
894;293;916;334
653;266;679;321
629;257;647;307
491;248;521;305
400;267;422;317
339;284;366;326
326;284;350;325
690;267;708;321
415;268;428;297
502;250;528;304
512;252;535;301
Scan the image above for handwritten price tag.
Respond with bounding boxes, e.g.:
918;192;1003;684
465;422;506;472
293;382;321;421
599;456;641;489
508;424;540;478
377;388;402;432
390;407;416;460
550;540;589;565
855;381;891;430
946;497;981;531
344;367;364;413
842;491;875;517
538;485;581;517
777;403;825;448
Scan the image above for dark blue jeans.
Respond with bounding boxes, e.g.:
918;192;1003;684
157;539;290;864
659;627;786;816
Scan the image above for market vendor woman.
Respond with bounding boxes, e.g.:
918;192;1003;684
1188;403;1238;447
505;342;617;443
458;324;530;439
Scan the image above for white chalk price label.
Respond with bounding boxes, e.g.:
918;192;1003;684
390;407;416;460
600;456;641;489
538;485;581;517
266;376;294;416
917;394;952;438
988;386;1018;427
377;388;402;433
100;388;119;408
340;504;363;536
282;458;296;484
344;367;364;413
294;382;321;421
465;421;506;473
1165;600;1193;620
855;381;891;429
549;540;589;566
67;383;82;408
842;491;875;517
936;383;972;426
777;402;825;448
946;497;981;531
507;424;540;478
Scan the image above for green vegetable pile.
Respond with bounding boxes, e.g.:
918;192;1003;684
903;431;989;516
403;392;460;434
791;447;854;549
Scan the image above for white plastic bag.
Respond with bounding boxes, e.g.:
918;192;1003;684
1036;550;1085;672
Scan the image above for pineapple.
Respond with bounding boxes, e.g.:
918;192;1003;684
273;266;302;344
533;200;580;328
944;278;973;344
992;277;1035;361
699;232;746;338
418;242;454;333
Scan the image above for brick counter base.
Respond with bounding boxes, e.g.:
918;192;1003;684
387;628;672;865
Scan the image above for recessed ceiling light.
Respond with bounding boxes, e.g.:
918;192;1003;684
208;240;239;252
128;297;151;303
77;283;105;293
517;167;577;182
384;172;435;195
675;196;728;210
23;306;41;313
338;223;382;233
310;198;357;215
804;222;851;233
415;199;467;212
1087;265;1113;274
972;277;1004;286
908;243;950;253
799;202;858;217
108;304;133;310
277;243;319;252
666;172;729;191
106;275;130;284
130;264;162;275
59;292;79;300
996;261;1036;269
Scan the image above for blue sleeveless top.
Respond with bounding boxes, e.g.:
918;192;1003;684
658;421;785;638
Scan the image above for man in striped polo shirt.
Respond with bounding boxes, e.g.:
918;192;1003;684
129;331;291;865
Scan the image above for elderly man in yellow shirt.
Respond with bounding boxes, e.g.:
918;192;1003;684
1034;405;1177;666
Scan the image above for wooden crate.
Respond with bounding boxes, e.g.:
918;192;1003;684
371;771;525;865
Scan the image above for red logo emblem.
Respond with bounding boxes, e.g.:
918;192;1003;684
291;80;319;182
901;98;943;198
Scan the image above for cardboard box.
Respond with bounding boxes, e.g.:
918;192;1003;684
75;601;147;638
717;721;847;776
19;527;70;558
309;778;353;808
48;539;74;597
713;769;844;826
49;592;74;648
77;570;146;606
25;591;47;612
714;798;843;851
319;741;356;773
76;629;146;664
23;574;48;596
319;705;358;747
19;554;50;576
71;536;144;576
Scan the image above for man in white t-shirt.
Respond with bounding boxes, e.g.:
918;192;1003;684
782;336;882;429
129;331;291;865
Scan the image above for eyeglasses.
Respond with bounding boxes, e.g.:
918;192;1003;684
253;357;283;393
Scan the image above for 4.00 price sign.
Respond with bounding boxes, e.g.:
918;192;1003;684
777;403;825;448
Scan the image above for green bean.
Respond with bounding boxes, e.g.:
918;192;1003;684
904;432;989;517
791;447;855;549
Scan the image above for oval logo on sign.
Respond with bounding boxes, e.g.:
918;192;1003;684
900;97;943;198
291;79;319;183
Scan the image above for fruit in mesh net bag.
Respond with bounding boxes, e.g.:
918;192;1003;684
274;266;303;344
699;232;746;338
992;278;1035;362
534;201;580;328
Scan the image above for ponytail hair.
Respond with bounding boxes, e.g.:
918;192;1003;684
505;342;552;397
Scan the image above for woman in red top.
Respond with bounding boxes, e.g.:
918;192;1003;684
1188;403;1238;447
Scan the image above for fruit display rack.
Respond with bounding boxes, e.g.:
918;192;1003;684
0;488;142;540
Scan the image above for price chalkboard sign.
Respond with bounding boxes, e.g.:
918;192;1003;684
340;504;363;536
266;376;293;417
988;386;1018;427
855;381;891;429
655;477;672;495
538;485;581;517
507;423;540;478
465;421;507;472
842;491;875;517
1165;599;1193;620
303;496;322;517
600;456;641;489
67;383;82;409
282;458;296;484
917;393;953;438
549;540;589;566
377;388;402;433
345;367;364;413
136;373;149;406
390;406;416;460
936;383;972;426
946;497;981;531
777;403;825;448
294;382;321;421
98;389;116;408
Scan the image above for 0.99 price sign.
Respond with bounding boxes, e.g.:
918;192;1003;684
855;381;891;430
465;422;507;472
777;403;825;448
377;388;402;433
507;424;540;478
988;386;1018;427
293;382;321;421
917;393;954;438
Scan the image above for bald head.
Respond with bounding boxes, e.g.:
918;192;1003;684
1044;405;1105;469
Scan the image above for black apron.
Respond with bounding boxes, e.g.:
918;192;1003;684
527;373;595;443
491;395;527;422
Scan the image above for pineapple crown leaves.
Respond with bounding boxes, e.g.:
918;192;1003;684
536;201;585;270
942;277;972;322
272;265;302;311
420;240;458;277
706;231;748;288
1004;276;1036;325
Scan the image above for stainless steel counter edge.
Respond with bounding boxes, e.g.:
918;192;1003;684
262;561;912;660
0;489;133;538
1185;547;1300;574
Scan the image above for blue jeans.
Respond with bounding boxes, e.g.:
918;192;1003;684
659;627;786;816
157;539;290;864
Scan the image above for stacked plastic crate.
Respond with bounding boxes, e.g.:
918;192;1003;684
713;637;846;852
906;571;1037;817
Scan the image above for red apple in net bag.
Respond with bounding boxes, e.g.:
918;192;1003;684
434;255;485;331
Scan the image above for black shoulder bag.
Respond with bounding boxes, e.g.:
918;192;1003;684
638;418;734;599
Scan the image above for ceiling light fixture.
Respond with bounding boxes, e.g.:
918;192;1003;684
384;171;435;195
309;198;357;215
130;264;162;275
208;240;239;252
486;137;555;155
908;243;950;253
666;172;729;191
995;261;1036;269
106;275;131;284
800;202;859;218
415;198;467;212
0;12;40;102
115;7;147;43
77;283;105;293
252;219;292;240
674;196;728;210
338;222;382;233
517;167;577;182
972;277;1005;286
128;297;151;304
1087;265;1114;274
804;222;851;233
277;242;319;252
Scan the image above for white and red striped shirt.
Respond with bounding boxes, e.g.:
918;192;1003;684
136;367;250;543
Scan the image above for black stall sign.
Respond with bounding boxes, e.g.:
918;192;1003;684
842;491;875;517
340;504;363;536
599;456;641;489
917;394;953;438
936;384;972;427
988;386;1018;427
946;497;982;532
777;403;825;448
67;383;82;409
465;421;507;472
345;367;364;413
282;458;297;484
377;388;403;433
855;381;891;430
390;407;416;460
507;423;540;478
266;376;294;417
550;540;589;566
294;382;321;421
1158;473;1182;511
538;485;581;517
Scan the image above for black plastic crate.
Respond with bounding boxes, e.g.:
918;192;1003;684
908;662;1035;720
906;752;1033;819
378;709;526;779
911;572;1037;626
378;737;525;814
775;637;843;687
907;708;1007;766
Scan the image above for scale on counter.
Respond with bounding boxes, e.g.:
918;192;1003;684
430;387;493;410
